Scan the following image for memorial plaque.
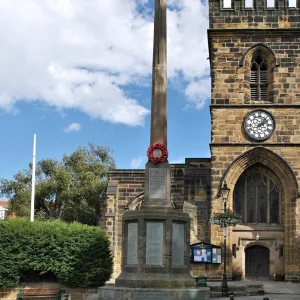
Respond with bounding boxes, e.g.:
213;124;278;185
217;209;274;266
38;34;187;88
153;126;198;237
149;168;167;199
127;222;138;264
103;290;122;300
134;291;170;300
172;223;185;265
146;222;163;265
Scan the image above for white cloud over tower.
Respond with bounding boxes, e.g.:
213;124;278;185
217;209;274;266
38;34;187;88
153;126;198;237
0;0;209;126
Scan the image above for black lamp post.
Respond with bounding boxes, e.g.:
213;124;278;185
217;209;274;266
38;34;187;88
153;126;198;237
220;181;230;297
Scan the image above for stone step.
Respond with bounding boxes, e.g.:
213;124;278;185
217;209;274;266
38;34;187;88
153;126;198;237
210;291;222;298
210;292;248;297
247;283;265;295
209;285;247;292
248;288;265;295
210;290;248;297
208;283;264;298
207;277;223;282
15;296;56;300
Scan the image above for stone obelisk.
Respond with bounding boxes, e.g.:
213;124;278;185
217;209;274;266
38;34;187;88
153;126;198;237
142;0;173;209
113;0;196;293
151;0;167;147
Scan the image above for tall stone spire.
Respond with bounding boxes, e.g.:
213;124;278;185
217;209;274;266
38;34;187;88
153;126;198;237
151;0;167;147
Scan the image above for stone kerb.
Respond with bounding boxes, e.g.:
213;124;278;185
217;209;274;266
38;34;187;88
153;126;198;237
98;286;210;300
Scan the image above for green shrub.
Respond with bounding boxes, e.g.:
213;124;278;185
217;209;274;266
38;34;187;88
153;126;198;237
0;219;113;288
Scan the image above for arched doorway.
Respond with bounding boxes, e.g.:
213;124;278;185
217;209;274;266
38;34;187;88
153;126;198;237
245;245;269;280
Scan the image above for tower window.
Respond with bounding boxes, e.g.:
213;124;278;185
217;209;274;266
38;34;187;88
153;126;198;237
223;0;232;8
245;0;253;8
234;171;280;224
250;52;268;101
288;0;297;7
267;0;275;7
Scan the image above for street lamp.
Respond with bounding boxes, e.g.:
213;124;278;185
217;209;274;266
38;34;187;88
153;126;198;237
220;181;230;297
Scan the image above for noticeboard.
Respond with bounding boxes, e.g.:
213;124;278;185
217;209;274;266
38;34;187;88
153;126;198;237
190;242;221;264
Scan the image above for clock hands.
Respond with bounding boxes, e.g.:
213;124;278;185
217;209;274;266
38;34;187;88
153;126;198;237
257;119;268;128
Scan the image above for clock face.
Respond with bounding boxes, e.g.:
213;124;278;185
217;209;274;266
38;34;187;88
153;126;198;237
244;110;275;141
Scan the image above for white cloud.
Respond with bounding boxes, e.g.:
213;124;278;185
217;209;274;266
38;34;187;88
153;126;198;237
130;156;145;168
185;77;211;109
170;157;185;164
64;122;81;133
0;0;209;125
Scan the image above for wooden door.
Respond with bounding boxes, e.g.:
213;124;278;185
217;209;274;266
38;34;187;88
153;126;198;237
245;245;269;280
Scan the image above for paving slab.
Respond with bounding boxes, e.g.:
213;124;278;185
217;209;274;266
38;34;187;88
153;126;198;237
211;281;300;300
227;296;300;300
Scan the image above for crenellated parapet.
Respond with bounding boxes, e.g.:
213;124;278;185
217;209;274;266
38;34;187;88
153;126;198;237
209;0;300;29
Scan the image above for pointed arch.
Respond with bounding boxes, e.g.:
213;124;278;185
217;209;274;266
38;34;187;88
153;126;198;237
239;43;279;67
240;43;279;103
217;147;298;198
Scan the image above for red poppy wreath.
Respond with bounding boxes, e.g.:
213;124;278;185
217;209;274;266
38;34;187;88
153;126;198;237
147;143;168;164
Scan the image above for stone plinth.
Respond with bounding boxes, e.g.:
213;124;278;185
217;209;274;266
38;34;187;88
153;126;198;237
115;209;194;288
98;286;210;300
142;161;173;209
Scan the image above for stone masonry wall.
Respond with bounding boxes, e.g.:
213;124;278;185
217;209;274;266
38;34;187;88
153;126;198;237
209;30;300;105
212;107;300;144
209;0;300;29
101;170;145;277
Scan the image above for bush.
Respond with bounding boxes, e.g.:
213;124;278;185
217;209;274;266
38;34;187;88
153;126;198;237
0;219;113;288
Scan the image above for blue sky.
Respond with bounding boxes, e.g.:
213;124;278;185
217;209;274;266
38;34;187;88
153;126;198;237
0;0;210;181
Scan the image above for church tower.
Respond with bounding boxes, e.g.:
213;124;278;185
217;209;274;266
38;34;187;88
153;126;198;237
209;0;300;280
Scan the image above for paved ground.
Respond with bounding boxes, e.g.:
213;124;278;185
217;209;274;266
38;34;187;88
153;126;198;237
209;281;300;300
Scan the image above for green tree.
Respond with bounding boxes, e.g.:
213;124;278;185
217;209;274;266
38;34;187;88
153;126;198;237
0;143;115;225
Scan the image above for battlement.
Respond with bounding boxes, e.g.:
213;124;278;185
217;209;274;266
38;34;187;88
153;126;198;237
209;0;300;29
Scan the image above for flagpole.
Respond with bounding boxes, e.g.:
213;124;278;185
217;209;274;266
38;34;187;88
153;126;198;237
30;134;36;222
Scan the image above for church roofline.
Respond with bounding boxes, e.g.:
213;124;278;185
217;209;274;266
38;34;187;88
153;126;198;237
208;28;300;33
210;104;300;108
210;143;300;147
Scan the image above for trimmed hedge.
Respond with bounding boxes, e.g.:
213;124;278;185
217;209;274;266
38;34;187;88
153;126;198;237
0;219;113;288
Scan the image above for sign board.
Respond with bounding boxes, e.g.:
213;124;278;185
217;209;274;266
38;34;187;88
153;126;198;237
190;242;221;264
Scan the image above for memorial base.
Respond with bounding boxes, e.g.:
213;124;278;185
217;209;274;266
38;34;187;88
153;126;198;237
98;286;210;300
115;272;194;288
116;209;194;288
